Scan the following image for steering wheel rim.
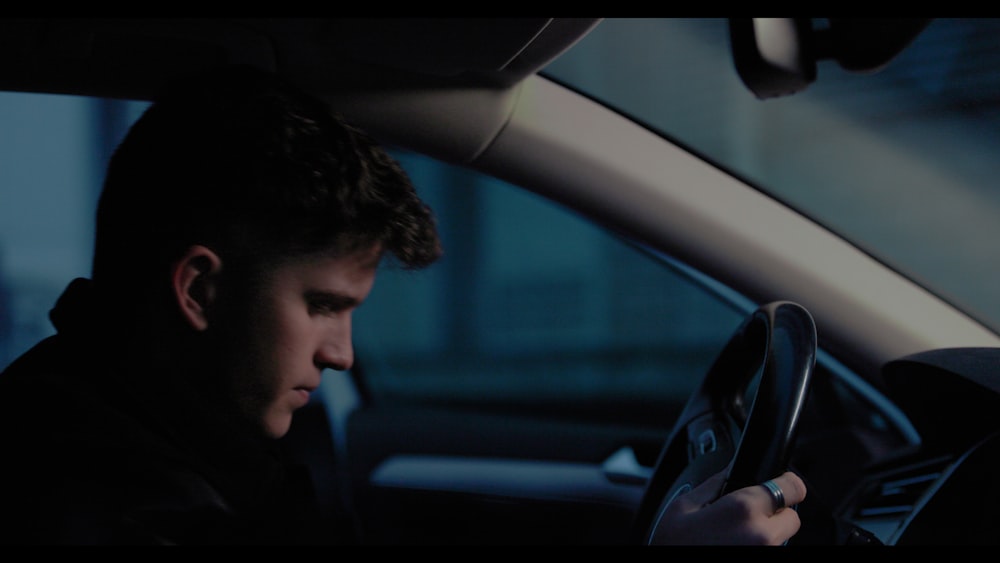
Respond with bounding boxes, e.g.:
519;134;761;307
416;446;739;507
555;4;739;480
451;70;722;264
634;300;817;544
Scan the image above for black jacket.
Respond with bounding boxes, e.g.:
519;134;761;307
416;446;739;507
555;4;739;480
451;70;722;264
0;279;343;545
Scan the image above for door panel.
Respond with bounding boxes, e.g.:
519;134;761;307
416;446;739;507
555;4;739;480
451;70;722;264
345;405;661;544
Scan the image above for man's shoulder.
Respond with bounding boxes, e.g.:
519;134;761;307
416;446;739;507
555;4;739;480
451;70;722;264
0;334;192;477
0;368;243;545
0;334;119;431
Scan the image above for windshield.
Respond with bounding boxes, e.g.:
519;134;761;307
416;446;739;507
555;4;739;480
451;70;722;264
544;17;1000;333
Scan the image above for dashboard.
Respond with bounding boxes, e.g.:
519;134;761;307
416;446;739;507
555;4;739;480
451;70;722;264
792;348;1000;544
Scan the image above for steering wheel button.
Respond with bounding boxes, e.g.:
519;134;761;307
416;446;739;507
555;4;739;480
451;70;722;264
697;429;717;455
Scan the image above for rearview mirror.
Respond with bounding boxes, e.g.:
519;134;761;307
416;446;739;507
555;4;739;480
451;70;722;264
729;18;933;100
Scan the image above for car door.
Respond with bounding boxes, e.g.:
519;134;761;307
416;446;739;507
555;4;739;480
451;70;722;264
288;148;750;545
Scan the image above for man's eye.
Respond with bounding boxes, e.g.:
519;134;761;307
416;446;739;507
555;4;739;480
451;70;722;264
309;301;336;314
307;296;357;315
305;291;358;315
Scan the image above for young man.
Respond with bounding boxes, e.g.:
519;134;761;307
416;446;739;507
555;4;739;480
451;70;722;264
0;65;804;545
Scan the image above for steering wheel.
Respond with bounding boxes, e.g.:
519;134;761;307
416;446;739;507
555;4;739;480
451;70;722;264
633;300;817;544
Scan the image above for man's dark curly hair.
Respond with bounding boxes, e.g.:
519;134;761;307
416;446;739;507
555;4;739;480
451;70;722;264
92;64;442;301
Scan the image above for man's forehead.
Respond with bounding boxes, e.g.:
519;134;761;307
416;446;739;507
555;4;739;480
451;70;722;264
299;242;383;273
300;240;383;267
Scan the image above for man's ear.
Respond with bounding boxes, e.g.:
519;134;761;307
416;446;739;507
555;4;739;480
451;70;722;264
171;245;222;331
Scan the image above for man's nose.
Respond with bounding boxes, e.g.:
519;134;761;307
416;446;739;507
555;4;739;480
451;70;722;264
315;327;353;372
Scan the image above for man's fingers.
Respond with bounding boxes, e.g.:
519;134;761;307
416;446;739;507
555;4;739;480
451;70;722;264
768;471;806;508
750;471;807;517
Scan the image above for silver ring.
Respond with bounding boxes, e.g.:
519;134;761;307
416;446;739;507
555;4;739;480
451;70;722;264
761;479;785;512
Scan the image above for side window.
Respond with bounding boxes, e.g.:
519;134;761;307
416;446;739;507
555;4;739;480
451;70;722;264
353;149;747;426
0;92;146;370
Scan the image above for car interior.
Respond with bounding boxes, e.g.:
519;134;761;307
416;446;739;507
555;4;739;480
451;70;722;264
2;18;1000;545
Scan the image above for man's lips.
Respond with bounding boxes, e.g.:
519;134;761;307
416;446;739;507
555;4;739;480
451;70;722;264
292;384;319;405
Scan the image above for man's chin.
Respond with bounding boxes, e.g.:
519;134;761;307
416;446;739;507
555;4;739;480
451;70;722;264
261;410;295;440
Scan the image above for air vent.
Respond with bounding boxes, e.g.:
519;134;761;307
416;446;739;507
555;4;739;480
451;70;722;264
848;456;953;541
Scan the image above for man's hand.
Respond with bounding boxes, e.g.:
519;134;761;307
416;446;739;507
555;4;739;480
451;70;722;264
648;470;807;545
